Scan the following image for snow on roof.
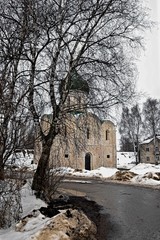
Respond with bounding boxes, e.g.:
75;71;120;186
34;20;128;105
140;138;153;144
140;136;160;145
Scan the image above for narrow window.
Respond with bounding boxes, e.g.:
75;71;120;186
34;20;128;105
155;146;159;152
78;96;81;107
65;154;69;158
87;128;90;139
64;126;67;137
146;147;149;152
146;156;150;161
107;155;110;158
106;130;109;140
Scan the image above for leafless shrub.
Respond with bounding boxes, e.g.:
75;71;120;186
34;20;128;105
36;168;65;203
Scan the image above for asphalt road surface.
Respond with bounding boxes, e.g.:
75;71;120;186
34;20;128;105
61;179;160;240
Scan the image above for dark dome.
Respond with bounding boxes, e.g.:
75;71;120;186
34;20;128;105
69;69;89;94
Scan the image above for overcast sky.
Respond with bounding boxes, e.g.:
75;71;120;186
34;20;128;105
137;0;160;100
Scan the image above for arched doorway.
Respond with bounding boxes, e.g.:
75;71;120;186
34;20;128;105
85;153;91;170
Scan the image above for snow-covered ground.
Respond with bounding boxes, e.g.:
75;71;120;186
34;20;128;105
7;151;36;170
0;181;95;240
117;152;136;169
1;152;160;239
65;164;160;186
6;151;160;186
130;163;160;186
0;182;48;240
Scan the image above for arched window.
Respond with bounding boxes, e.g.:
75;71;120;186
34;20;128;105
64;125;67;137
106;130;109;140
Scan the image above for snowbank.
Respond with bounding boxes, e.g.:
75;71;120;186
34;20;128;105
0;182;97;240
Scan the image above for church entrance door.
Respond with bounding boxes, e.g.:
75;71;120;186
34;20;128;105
85;153;91;170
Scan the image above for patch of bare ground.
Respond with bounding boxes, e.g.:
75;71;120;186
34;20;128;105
49;195;106;240
73;196;108;240
109;171;137;181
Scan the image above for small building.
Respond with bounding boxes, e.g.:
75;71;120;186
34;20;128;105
34;70;117;170
139;136;160;164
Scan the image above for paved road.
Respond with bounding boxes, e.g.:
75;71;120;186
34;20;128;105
61;179;160;240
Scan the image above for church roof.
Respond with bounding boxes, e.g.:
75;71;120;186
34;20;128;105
59;69;89;95
68;69;89;94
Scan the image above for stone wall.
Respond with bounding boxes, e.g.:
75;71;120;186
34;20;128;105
139;138;160;164
34;113;117;169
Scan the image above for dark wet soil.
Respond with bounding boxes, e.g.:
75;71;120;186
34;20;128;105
63;196;108;240
40;195;108;240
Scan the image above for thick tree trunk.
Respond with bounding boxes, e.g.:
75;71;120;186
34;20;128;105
32;140;52;192
0;160;4;180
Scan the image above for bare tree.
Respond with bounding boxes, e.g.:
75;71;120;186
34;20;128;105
119;136;134;152
130;104;143;163
1;0;151;190
0;0;31;179
119;107;134;152
119;104;143;163
143;98;160;138
26;0;150;191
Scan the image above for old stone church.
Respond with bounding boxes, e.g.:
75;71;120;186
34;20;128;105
34;71;117;170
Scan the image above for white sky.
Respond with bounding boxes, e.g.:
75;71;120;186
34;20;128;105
137;0;160;100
